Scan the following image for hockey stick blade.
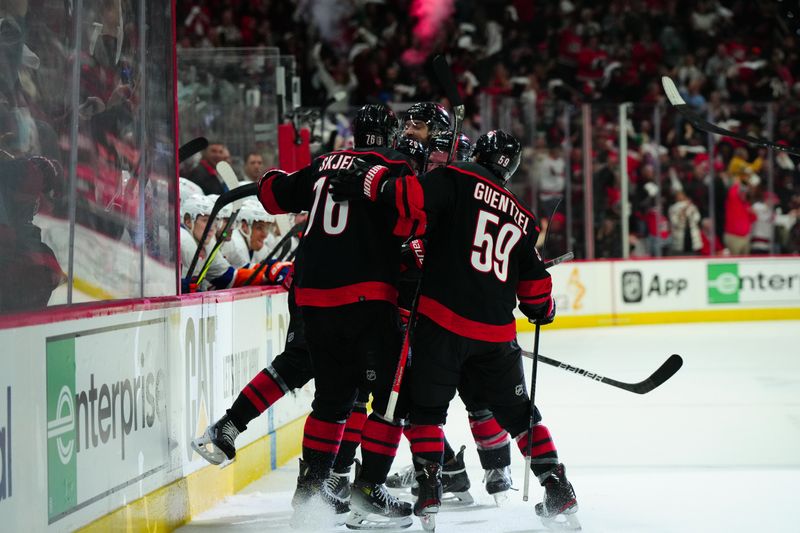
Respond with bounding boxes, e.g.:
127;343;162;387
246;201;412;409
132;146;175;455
544;251;574;269
522;351;684;394
432;55;463;108
178;137;208;163
216;161;241;192
661;76;800;157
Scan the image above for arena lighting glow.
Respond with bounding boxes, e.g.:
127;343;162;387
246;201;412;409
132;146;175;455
402;0;455;65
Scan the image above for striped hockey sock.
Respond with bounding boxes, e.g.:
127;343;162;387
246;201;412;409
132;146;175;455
302;415;346;479
228;365;288;431
333;398;368;473
359;414;404;483
515;423;560;482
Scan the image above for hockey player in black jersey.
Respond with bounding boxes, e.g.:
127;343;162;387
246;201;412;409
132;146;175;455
386;130;516;506
330;130;580;531
256;103;417;530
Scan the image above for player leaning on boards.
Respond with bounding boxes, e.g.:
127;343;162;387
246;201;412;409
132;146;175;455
330;130;581;531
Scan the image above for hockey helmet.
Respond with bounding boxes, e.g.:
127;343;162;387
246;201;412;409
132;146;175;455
206;194;232;219
473;130;522;184
395;137;428;172
352;104;398;148
238;199;275;237
179;177;203;203
402;102;451;141
429;131;473;162
181;194;214;225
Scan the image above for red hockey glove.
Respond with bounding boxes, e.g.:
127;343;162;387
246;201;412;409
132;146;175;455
329;158;389;202
520;296;556;326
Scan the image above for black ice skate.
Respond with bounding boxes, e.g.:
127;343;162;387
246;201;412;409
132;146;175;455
190;414;239;465
347;478;413;530
325;468;352;502
483;465;513;505
414;462;443;532
290;459;349;529
411;445;473;505
386;464;417;489
535;464;581;531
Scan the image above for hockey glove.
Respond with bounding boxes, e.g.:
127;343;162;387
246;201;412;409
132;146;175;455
520;296;556;326
266;260;294;289
328;158;389;202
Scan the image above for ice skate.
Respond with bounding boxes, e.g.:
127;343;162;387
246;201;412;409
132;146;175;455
324;468;352;502
346;478;413;530
484;465;513;505
411;445;473;505
414;463;442;532
386;464;417;489
190;414;239;465
535;464;581;531
290;459;349;529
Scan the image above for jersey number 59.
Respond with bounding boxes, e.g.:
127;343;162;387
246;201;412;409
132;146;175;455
470;209;522;282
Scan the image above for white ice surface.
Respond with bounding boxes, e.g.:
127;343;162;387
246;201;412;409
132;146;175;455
178;321;800;533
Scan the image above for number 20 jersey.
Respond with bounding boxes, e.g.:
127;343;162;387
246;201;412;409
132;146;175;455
257;147;415;308
380;161;552;342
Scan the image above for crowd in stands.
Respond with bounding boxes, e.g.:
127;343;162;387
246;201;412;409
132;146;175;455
177;0;800;257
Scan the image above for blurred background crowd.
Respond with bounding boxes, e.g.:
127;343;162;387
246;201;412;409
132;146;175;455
176;0;800;259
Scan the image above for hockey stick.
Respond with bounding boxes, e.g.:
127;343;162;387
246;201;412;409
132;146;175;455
179;137;209;163
184;181;257;282
521;351;683;394
241;221;306;286
384;56;464;421
432;54;465;164
195;207;242;286
523;197;562;502
661;76;800;157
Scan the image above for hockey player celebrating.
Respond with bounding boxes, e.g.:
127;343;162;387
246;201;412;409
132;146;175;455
255;103;418;529
401;102;451;146
329;130;580;531
386;130;516;506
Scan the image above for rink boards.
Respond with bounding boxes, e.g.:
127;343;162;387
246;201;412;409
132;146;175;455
1;256;799;531
0;287;311;532
517;255;800;330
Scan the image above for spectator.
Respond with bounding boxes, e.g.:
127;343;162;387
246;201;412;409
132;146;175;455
723;172;757;255
749;179;774;254
533;140;566;218
243;151;265;182
668;188;703;256
187;142;227;195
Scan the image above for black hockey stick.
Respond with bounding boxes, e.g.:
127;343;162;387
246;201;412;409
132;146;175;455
523;197;563;502
241;221;306;286
184;182;257;282
195;208;242;285
521;351;683;394
432;55;465;164
661;76;800;157
179;137;209;163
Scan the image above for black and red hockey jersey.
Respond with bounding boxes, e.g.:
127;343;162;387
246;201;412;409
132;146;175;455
379;161;551;342
257;147;415;308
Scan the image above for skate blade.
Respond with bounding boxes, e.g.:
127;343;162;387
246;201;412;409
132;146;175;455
442;490;474;506
190;435;227;465
539;508;581;531
420;513;436;532
346;510;412;530
491;490;511;506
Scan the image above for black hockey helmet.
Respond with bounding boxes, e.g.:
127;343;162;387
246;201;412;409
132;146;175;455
473;130;522;184
352;104;398;148
430;131;473;162
395;137;427;172
402;102;451;139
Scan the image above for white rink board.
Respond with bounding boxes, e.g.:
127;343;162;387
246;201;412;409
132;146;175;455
0;288;304;531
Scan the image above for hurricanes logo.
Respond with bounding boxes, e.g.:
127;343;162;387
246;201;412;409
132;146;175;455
46;385;75;465
514;384;524;396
